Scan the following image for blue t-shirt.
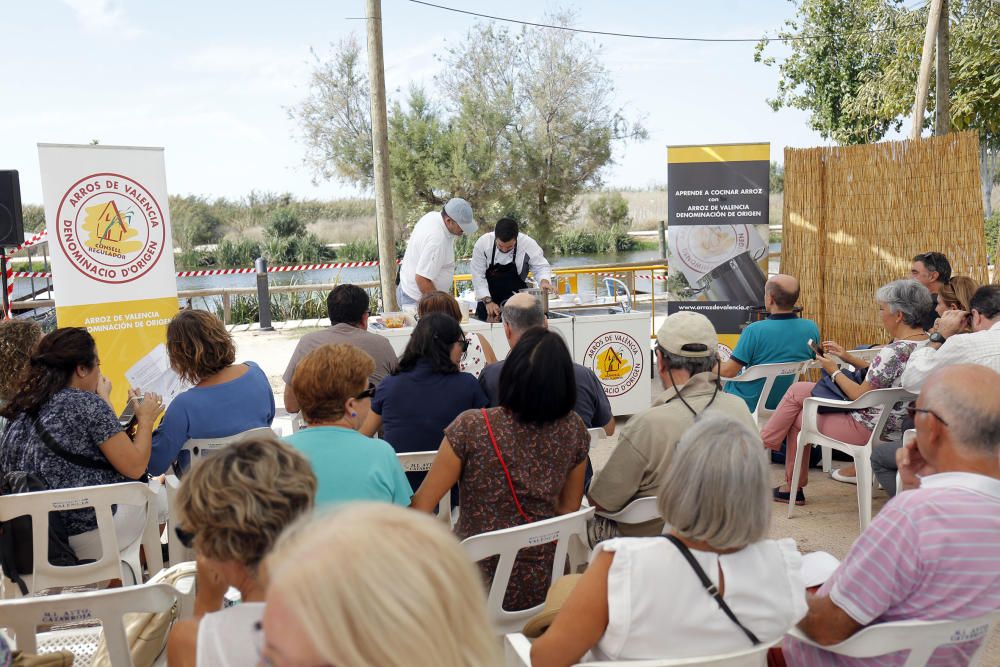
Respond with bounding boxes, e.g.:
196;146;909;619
373;360;488;491
147;361;275;475
724;314;820;412
284;426;412;507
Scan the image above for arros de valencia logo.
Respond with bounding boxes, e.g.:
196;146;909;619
583;331;644;397
56;172;165;284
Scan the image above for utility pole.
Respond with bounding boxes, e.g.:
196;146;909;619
935;0;950;136
366;0;398;312
911;0;945;140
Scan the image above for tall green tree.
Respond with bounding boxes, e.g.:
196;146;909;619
290;15;646;248
756;0;999;215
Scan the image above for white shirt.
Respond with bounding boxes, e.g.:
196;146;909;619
586;537;806;662
399;211;458;299
197;601;264;667
901;321;1000;392
469;232;553;300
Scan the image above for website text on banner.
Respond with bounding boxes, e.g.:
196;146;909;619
666;143;770;358
38;144;179;413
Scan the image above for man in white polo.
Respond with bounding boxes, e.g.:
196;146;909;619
396;198;477;308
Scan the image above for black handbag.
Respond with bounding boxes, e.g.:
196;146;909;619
810;366;868;414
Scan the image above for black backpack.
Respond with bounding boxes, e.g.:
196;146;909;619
0;470;82;595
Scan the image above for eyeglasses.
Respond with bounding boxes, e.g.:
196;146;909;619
175;526;195;549
355;383;376;400
906;401;949;426
457;338;470;353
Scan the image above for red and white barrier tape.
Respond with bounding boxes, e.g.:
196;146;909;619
8;230;49;254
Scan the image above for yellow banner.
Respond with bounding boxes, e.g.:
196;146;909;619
667;143;770;164
56;295;179;412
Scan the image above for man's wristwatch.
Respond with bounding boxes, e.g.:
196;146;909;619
482;296;492;304
928;332;947;345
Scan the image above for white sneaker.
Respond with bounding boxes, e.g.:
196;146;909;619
832;469;858;485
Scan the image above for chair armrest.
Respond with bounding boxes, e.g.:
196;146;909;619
504;633;533;667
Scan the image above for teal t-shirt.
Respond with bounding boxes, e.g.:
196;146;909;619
284;426;413;507
724;314;820;412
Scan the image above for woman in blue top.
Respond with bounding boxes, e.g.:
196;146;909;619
284;343;411;506
361;313;489;492
146;310;275;475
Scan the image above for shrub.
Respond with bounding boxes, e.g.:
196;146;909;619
587;192;632;229
986;213;999;264
170;195;223;249
265;207;306;240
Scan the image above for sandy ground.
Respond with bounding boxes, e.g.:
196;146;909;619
234;326;1000;660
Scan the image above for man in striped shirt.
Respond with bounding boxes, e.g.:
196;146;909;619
785;364;1000;666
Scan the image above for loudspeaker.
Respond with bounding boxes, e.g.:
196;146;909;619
0;170;25;248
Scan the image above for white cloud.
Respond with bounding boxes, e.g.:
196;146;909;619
60;0;142;38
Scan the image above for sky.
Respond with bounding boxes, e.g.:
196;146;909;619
1;0;841;205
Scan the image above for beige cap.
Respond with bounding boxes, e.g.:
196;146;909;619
656;311;718;358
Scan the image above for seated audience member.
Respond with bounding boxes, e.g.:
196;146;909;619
147;309;274;475
411;328;589;611
762;280;931;500
721;274;819;413
902;284;1000;392
0;328;163;560
166;435;316;667
260;504;501;667
284;344;411;507
932;275;977;331
479;292;614;436
361;313;488;492
588;312;755;537
910;251;951;330
785;365;1000;666
530;415;806;666
282;284;397;413
0;318;41;439
418;290;496;377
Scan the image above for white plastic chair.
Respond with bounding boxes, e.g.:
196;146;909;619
587;428;606;452
504;633;776;667
0;582;180;667
788;387;917;530
785;609;1000;667
462;506;595;635
179;426;275;467
0;482;163;597
895;429;916;495
595;496;663;527
720;361;804;429
163;475;193;567
397;451;452;526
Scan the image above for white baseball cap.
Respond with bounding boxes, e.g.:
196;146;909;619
443;198;477;235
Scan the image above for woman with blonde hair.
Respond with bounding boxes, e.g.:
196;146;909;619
284;343;412;506
933;275;978;334
166;434;316;667
418;290;496;376
530;415;805;666
258;503;501;667
147;309;274;475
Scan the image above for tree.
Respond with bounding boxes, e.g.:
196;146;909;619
587;192;632;229
756;0;999;214
169;195;222;249
769;161;785;194
291;14;646;248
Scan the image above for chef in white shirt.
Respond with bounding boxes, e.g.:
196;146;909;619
397;198;477;308
470;217;553;321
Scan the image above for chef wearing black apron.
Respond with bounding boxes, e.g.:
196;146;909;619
471;218;553;322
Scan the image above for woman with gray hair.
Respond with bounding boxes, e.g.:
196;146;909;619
762;279;932;504
530;415;806;666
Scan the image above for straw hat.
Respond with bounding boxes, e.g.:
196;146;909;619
522;574;583;638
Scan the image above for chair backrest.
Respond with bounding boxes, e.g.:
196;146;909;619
848;387;917;442
0;482;158;595
396;451;452;526
595;496;662;526
503;633;775;667
722;361;804;425
164;475;193;567
462;507;594;635
180;426;275;465
785;609;1000;667
0;582;180;664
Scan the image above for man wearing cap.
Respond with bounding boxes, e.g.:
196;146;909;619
588;311;756;538
396;198;478;308
470;217;553;322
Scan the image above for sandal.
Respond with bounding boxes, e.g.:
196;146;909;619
773;486;806;506
832;469;858;485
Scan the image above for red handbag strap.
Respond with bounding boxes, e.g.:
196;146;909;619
482;408;533;523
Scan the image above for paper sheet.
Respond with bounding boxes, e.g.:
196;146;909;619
124;343;189;408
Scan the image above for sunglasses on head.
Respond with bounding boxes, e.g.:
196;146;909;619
355;382;376;400
175;526;195;549
905;401;949;426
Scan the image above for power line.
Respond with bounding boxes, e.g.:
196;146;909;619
406;0;923;43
